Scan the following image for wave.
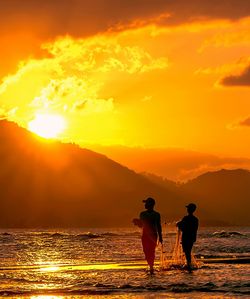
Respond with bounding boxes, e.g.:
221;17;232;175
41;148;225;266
51;232;68;237
100;232;119;237
120;231;141;237
28;231;140;238
76;232;101;239
212;230;247;238
0;281;249;296
26;232;68;237
27;232;101;239
196;253;250;259
0;232;12;236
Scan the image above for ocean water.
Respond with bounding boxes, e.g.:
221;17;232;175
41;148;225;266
0;226;249;298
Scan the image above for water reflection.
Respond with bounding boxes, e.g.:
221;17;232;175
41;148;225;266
0;228;248;298
39;266;60;272
38;262;145;273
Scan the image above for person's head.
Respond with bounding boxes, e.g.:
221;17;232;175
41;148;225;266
186;203;196;214
143;197;155;210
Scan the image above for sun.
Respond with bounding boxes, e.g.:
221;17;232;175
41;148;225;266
28;114;66;139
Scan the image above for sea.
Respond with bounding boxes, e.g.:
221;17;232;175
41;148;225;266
0;226;249;298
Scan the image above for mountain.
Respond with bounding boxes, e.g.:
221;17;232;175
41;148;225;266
180;169;250;226
0;120;249;227
142;169;250;226
89;145;250;181
0;120;182;227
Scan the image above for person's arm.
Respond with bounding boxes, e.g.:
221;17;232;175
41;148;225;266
193;218;199;242
177;217;185;231
157;214;163;243
132;212;144;227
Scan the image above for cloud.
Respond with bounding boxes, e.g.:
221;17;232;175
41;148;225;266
0;106;18;121
220;65;250;86
0;108;7;120
198;17;250;52
229;116;250;129
239;117;250;126
1;0;250;39
0;35;168;129
29;77;114;116
1;0;249;78
195;57;250;76
141;96;153;102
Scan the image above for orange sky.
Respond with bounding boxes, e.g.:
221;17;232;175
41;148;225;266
0;0;250;158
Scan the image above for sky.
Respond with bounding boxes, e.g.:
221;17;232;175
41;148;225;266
1;0;250;159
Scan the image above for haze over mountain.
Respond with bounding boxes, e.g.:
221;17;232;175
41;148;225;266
90;145;250;181
0;120;249;227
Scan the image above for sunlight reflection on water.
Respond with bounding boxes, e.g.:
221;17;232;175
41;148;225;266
39;266;60;272
0;227;249;298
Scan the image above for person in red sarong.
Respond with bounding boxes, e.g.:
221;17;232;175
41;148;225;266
133;197;162;274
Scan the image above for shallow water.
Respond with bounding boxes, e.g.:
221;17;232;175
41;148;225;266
0;227;249;298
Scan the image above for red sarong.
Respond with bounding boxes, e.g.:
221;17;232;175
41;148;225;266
142;234;157;267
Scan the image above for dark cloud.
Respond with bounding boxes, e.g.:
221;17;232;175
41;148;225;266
239;116;250;126
220;65;250;87
0;0;250;77
230;116;250;129
1;0;250;38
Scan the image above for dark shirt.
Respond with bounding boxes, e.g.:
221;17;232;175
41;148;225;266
177;214;199;243
140;210;162;241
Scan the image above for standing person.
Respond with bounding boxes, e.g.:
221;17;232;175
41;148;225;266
177;203;199;271
133;197;162;274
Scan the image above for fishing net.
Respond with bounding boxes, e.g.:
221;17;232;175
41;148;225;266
159;228;202;270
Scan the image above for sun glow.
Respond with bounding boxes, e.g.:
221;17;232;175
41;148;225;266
28;114;66;138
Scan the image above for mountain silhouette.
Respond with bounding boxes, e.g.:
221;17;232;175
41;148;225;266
180;169;250;226
0;120;182;227
0;120;249;227
91;145;250;181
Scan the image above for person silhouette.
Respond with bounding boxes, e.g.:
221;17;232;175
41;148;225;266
177;203;199;271
133;197;162;274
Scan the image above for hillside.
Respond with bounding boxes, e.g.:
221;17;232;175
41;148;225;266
0;120;249;227
90;145;250;181
142;169;250;226
180;169;250;226
0;120;182;227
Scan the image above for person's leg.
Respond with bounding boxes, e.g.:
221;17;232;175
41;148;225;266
185;247;192;270
148;242;156;273
142;235;157;273
182;242;193;271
